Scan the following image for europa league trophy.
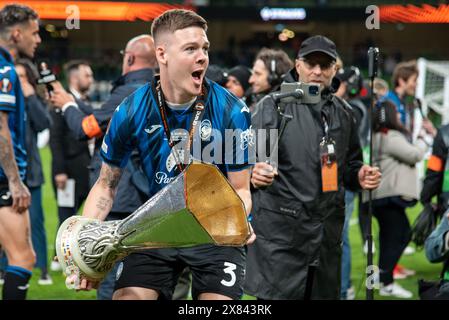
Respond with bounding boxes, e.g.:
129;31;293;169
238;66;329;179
56;161;250;288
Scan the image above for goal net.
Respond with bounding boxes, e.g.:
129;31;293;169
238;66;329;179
416;58;449;125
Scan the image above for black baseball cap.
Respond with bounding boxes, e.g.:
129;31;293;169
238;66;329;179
227;65;252;92
336;66;355;82
297;35;338;61
206;64;228;86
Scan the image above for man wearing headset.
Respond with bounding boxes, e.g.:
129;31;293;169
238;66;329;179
248;48;292;111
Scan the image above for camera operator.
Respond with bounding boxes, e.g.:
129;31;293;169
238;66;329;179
245;35;381;299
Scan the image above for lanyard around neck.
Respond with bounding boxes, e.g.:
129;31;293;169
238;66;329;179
155;79;207;173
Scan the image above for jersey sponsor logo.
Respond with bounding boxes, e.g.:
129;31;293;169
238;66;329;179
240;126;255;150
241;105;250;113
1;78;12;93
154;171;176;185
200;119;212;141
144;125;162;135
1;191;11;201
0;66;11;74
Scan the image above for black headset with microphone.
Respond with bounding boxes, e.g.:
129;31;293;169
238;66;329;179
346;66;363;97
267;58;281;87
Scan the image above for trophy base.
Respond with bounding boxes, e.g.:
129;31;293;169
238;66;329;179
56;216;106;281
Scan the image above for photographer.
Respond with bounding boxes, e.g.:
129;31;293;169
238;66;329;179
245;35;381;299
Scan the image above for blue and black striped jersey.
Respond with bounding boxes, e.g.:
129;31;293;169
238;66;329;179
0;47;27;182
101;77;254;197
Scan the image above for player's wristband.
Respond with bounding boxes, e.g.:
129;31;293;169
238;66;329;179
247;214;253;222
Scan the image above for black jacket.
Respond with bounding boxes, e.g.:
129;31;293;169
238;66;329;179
49;100;91;201
25;95;52;188
421;124;449;213
61;68;154;215
245;69;363;299
247;83;281;113
63;69;153;142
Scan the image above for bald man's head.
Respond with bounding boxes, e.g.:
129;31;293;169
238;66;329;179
122;34;157;75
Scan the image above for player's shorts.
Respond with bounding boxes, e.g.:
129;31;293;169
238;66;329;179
0;182;12;208
114;244;246;300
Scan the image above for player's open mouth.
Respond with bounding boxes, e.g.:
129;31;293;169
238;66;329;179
192;70;203;85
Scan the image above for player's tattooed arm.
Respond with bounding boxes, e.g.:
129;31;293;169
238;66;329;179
82;163;123;220
98;163;123;190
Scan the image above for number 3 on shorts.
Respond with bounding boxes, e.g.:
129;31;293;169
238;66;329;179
221;262;237;287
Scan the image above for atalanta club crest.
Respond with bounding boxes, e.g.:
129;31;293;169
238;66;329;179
200;119;212;141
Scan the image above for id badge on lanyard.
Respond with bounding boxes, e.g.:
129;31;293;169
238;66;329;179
320;115;338;192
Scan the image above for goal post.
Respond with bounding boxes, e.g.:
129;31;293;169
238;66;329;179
416;58;449;125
